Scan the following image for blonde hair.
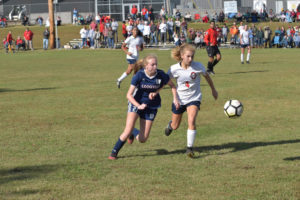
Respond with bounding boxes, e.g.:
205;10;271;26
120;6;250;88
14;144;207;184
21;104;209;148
134;54;158;74
171;44;196;61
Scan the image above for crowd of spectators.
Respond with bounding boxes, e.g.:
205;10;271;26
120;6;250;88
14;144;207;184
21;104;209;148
2;28;34;53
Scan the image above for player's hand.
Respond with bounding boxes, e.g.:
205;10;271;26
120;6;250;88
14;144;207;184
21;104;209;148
173;99;180;110
127;52;133;56
212;89;218;100
138;103;147;110
149;92;157;100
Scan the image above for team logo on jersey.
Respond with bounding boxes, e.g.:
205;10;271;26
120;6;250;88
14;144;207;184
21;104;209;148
185;81;190;88
156;79;161;85
190;72;196;79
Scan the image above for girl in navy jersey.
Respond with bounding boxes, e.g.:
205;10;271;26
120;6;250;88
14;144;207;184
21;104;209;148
164;44;218;158
109;55;179;160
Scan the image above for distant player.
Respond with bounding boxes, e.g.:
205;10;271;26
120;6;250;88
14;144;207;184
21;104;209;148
164;44;218;158
240;25;251;64
109;55;178;160
204;21;221;75
117;27;144;89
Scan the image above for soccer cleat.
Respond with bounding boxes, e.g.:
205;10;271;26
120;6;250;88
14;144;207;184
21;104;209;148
207;69;215;75
164;121;173;136
127;134;134;144
108;152;117;160
186;147;195;158
246;61;250;64
117;80;121;89
241;62;244;64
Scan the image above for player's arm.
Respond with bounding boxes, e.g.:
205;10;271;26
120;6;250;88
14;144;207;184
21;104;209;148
239;33;243;44
127;85;147;110
168;79;180;109
203;73;218;100
204;31;210;46
121;42;132;56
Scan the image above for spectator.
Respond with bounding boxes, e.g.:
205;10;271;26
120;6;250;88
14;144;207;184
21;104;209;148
16;36;25;51
73;8;78;25
22;16;29;26
280;34;288;48
149;20;157;46
160;6;166;19
273;33;280;48
43;28;50;50
256;27;264;48
0;17;7;28
79;26;88;48
24;28;34;50
212;11;218;22
56;16;62;26
222;24;228;43
94;28;101;48
95;14;100;24
122;21;127;39
3;38;9;53
141;6;148;21
173;33;180;46
293;32;300;47
103;25;109;48
218;11;225;22
107;27;114;48
175;9;181;19
184;12;192;22
36;16;43;26
99;20;105;41
88;27;95;48
143;21;150;45
180;18;188;38
180;32;186;44
6;31;15;53
159;18;167;45
268;9;275;21
90;20;97;31
194;32;202;48
111;18;119;43
131;5;137;20
175;17;181;35
149;5;154;21
264;26;272;48
251;24;257;47
230;22;238;44
167;17;174;43
202;11;209;23
137;20;144;34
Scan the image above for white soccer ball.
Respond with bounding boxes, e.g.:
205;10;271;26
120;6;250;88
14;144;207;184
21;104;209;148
224;100;243;118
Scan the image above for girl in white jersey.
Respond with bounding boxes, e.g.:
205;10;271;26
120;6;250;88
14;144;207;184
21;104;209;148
117;27;144;88
164;44;218;158
240;25;251;64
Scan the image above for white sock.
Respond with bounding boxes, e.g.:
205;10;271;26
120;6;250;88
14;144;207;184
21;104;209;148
118;72;127;82
241;54;244;62
187;129;197;148
247;53;250;61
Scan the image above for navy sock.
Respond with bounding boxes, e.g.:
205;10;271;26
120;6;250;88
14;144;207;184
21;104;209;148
111;138;125;155
207;62;213;70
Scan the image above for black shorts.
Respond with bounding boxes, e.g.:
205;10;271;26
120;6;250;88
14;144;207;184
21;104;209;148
206;45;221;57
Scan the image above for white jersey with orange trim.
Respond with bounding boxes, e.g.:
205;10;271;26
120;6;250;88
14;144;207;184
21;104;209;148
168;61;207;105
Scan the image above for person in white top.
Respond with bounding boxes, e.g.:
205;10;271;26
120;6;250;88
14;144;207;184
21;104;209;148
79;26;88;48
117;27;144;88
143;21;151;45
164;44;218;158
111;18;119;43
239;25;251;64
159;19;167;45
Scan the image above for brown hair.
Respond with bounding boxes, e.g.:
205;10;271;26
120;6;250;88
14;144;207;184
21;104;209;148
134;54;158;74
171;44;196;61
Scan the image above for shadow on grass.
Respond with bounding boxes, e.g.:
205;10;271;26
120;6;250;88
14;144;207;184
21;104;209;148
0;164;61;186
227;70;269;74
120;139;300;159
0;87;58;93
283;156;300;161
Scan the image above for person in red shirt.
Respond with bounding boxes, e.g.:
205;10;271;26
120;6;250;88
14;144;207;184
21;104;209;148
131;5;137;20
122;21;127;39
204;21;221;74
23;28;34;50
16;36;25;51
6;31;15;53
141;6;148;20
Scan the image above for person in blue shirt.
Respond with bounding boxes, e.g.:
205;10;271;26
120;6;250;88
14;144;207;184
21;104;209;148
109;54;179;160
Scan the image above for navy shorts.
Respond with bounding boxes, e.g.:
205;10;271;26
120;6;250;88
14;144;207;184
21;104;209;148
128;103;158;121
127;59;137;64
172;101;201;114
241;44;250;48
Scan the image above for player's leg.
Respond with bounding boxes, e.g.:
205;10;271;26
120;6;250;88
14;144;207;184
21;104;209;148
241;47;245;64
136;119;153;143
117;62;135;88
212;52;221;68
246;46;251;64
206;46;214;74
185;103;199;158
109;112;139;160
165;103;184;136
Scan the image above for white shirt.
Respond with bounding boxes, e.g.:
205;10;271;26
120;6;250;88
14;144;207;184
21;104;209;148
143;25;150;36
80;28;87;38
240;29;249;44
111;21;119;31
168;61;206;105
124;36;144;60
159;23;167;33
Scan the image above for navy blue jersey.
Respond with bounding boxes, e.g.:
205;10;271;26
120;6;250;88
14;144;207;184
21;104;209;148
131;69;170;109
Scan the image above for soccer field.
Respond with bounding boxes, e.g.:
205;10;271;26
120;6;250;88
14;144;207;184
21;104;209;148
0;48;299;200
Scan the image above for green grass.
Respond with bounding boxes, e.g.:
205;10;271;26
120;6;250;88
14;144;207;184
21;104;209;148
0;47;300;200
